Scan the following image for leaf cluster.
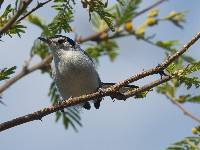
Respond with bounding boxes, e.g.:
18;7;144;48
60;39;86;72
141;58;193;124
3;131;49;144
48;82;82;131
157;58;200;104
86;39;118;62
0;66;16;81
167;136;200;150
114;0;141;26
0;4;26;37
81;0;115;31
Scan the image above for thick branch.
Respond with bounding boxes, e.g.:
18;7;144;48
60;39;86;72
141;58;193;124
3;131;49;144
109;32;200;91
0;75;171;132
0;31;199;132
124;75;171;97
0;0;33;36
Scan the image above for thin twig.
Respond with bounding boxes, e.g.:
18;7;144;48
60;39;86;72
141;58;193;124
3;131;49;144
134;0;168;18
0;31;199;132
77;0;168;43
0;54;52;94
17;0;52;22
124;75;171;97
167;95;200;124
0;0;33;36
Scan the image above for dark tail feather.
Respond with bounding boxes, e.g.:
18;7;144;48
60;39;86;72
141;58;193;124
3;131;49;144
94;99;102;109
83;102;91;110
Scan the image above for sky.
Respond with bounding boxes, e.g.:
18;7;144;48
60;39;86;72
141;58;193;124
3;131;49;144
0;0;200;150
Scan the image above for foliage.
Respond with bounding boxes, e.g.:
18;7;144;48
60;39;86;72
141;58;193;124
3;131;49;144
134;90;151;99
158;58;200;104
155;40;195;63
86;39;118;62
48;0;75;35
114;0;141;26
166;137;200;150
48;82;82;131
0;66;16;81
0;1;200;148
168;61;200;89
81;0;115;31
0;4;26;37
164;11;186;29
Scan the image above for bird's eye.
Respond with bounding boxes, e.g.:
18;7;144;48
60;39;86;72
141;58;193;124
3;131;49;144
57;39;65;44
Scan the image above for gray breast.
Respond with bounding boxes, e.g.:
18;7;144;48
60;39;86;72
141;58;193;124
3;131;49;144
52;50;100;100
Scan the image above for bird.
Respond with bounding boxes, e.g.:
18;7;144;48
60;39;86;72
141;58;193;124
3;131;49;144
39;35;102;110
39;35;138;110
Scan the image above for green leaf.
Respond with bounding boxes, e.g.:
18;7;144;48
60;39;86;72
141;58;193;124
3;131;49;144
28;15;48;32
155;40;195;63
165;11;186;29
186;95;200;104
0;66;16;81
84;0;115;31
48;9;73;35
178;76;200;89
91;13;108;32
134;90;151;99
115;0;141;26
166;136;200;150
157;82;175;97
156;40;179;49
31;41;49;59
86;40;118;62
55;111;62;122
0;4;26;37
166;58;183;74
182;61;200;75
47;0;75;36
63;114;69;129
49;82;82;131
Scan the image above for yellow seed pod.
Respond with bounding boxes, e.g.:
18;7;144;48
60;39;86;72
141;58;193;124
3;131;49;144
124;21;133;32
169;11;178;18
192;127;198;134
147;9;159;17
135;25;145;37
145;17;157;26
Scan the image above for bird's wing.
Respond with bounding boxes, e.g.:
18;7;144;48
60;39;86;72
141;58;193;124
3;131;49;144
51;61;56;80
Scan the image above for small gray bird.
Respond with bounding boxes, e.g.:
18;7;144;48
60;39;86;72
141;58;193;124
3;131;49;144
39;35;102;109
39;35;138;110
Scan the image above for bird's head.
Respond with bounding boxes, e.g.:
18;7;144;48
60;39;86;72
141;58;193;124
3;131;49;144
38;35;76;52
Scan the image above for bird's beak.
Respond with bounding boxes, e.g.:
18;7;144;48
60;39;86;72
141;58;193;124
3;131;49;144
38;37;50;44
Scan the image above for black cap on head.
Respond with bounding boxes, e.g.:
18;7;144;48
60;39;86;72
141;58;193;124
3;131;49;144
49;35;76;47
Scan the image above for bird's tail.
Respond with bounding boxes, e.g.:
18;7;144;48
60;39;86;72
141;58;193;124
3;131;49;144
92;82;138;109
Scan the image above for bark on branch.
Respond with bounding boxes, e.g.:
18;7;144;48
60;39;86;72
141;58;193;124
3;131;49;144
0;31;199;132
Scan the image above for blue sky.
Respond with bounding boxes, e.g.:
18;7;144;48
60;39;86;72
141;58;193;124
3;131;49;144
0;0;200;150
